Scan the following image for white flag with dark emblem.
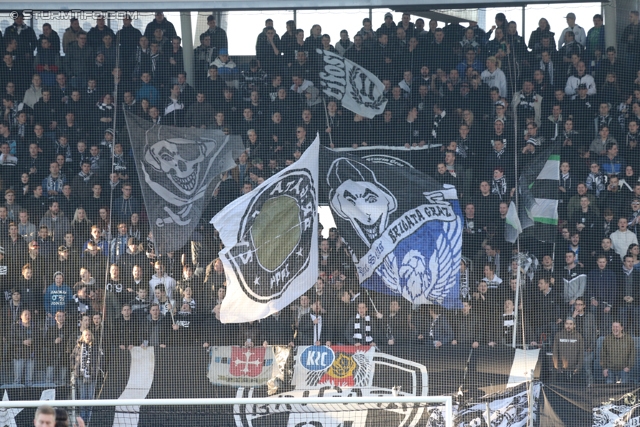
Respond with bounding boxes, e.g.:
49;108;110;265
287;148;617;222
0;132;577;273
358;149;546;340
125;112;245;255
316;49;387;119
211;136;319;323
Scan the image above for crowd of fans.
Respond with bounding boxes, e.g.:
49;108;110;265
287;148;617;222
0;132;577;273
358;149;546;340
0;8;639;399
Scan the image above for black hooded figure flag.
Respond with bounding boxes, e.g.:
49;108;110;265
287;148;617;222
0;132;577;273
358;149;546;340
125;112;244;254
320;148;463;309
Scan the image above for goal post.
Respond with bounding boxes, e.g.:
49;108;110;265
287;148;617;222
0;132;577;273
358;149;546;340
3;395;454;427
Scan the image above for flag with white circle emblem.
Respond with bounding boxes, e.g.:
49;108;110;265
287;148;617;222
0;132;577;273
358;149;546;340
212;136;319;323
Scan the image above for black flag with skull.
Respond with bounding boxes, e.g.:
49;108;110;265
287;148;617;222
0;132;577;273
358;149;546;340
125;112;244;254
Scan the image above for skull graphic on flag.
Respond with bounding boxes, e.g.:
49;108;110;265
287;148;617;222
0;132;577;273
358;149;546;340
230;347;266;377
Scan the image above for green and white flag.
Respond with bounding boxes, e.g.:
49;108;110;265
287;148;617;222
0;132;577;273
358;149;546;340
518;142;560;242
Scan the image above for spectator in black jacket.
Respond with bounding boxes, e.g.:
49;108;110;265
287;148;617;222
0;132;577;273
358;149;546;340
140;303;169;348
144;12;177;40
618;255;640;335
44;310;74;385
297;300;332;347
201;15;228;54
261;309;295;347
86;15;115;51
11;308;39;386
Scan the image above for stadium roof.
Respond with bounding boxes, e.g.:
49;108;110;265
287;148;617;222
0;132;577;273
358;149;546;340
7;0;606;12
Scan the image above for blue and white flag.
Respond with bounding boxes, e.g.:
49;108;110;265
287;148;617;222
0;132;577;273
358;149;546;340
320;148;462;308
212;137;319;323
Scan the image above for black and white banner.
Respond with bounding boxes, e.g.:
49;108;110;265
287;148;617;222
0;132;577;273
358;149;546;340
593;388;640;427
77;345;543;426
316;49;387;118
212;136;319;323
235;344;429;427
125;112;244;254
454;382;540;427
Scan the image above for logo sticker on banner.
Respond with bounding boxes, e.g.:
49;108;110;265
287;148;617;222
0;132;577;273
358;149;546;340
230;347;267;377
208;346;276;387
300;345;335;372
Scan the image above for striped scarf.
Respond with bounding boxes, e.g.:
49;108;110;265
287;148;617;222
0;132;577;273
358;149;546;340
80;343;93;379
353;314;372;343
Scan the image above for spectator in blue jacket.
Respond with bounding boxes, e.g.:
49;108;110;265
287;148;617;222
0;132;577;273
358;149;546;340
599;142;626;176
44;271;73;323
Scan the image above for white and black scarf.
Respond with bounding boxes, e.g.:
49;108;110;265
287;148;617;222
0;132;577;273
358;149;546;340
80;343;93;379
432;111;446;138
150;52;160;72
562;130;579;143
73;294;90;315
492;144;506;158
525;136;542;147
89;155;100;171
503;313;515;336
113;154;127;173
97;102;114;112
353;314;372;343
165;99;184;116
310;313;322;343
518;91;537;112
492;176;508;198
16;122;25;137
540;60;554;85
547;115;563;140
77;170;93;182
560;173;572;193
56;141;73;163
455;137;470;158
597;115;612;130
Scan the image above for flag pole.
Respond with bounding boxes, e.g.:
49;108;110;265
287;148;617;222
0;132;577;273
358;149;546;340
322;97;334;148
512;74;521;350
365;289;380;315
512;261;521;348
